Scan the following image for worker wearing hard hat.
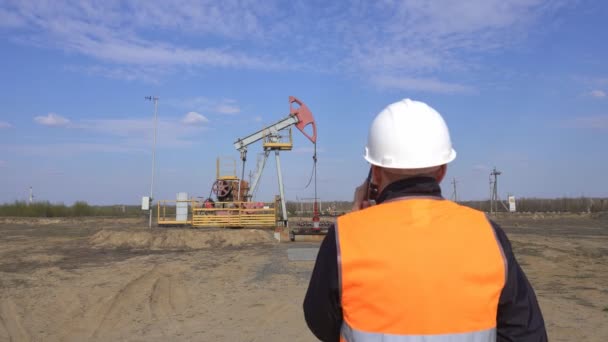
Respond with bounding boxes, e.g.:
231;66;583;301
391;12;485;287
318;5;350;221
303;99;547;341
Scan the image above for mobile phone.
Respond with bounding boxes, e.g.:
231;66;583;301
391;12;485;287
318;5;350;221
366;167;379;203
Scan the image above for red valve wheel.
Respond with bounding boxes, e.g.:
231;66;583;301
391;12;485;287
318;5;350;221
212;180;232;198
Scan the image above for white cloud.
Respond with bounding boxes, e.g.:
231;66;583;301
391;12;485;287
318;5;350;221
75;117;206;147
254;116;262;122
64;36;281;69
2;2;285;75
34;113;70;127
215;104;240;115
472;164;490;173
590;90;606;98
352;46;444;74
0;143;147;156
384;0;551;37
182;112;209;125
0;1;572;91
574;75;608;87
169;97;242;115
64;65;163;84
372;75;475;94
0;121;12;128
566;116;608;130
340;0;571;92
2;114;210;157
0;8;24;28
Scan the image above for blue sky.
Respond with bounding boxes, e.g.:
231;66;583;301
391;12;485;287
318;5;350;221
0;0;607;205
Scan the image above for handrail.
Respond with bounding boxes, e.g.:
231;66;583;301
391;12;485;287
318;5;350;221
157;199;278;227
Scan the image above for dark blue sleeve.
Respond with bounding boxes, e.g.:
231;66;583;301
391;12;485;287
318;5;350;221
303;226;343;341
491;221;548;342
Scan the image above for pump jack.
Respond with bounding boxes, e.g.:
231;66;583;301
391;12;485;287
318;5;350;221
233;96;318;229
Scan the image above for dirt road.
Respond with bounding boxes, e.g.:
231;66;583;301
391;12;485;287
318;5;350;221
0;215;607;341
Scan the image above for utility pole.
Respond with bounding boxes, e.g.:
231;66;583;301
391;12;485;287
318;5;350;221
145;96;159;229
451;177;458;202
489;167;502;214
28;186;34;205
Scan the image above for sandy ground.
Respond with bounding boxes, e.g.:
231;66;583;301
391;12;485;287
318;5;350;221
0;214;607;341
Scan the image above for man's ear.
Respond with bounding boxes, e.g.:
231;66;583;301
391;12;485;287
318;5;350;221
435;164;447;183
370;165;379;184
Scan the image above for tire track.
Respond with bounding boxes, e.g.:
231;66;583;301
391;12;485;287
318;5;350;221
150;275;174;320
0;298;30;342
91;265;161;338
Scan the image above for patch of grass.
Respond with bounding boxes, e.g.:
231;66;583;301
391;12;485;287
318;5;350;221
0;200;139;217
603;306;608;312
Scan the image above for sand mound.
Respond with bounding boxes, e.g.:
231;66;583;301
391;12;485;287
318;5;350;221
89;228;274;250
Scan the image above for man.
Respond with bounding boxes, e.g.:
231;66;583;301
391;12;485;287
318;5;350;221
303;99;547;341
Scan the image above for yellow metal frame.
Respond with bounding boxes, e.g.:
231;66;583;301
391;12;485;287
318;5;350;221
217;157;239;180
157;199;195;225
263;127;293;151
192;204;277;227
157;199;278;228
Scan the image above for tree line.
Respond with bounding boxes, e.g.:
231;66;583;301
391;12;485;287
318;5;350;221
0;201;139;217
1;197;606;218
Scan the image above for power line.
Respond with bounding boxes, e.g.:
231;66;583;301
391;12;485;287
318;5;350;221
145;96;159;229
451;177;458;202
489;167;503;214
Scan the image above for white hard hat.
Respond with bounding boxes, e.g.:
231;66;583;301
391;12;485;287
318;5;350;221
364;98;456;169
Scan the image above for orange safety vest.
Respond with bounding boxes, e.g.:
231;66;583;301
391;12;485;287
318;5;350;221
336;198;506;342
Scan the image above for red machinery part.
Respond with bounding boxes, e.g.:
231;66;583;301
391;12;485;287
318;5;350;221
212;180;232;198
289;96;317;143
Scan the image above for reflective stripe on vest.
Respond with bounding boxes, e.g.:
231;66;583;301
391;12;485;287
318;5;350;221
342;323;496;342
336;198;506;341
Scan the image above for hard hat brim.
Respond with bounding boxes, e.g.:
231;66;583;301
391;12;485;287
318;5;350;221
364;148;456;169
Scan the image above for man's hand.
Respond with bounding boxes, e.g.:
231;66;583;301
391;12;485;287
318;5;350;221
352;180;372;211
